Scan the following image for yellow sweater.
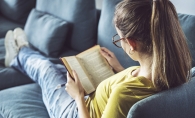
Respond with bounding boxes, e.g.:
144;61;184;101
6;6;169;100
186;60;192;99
85;66;157;118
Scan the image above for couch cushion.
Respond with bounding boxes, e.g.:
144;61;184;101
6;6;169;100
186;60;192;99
0;17;24;38
24;9;70;57
0;38;5;65
0;65;33;90
128;77;195;118
178;13;195;67
36;0;97;52
0;0;36;24
97;0;139;68
49;46;80;64
0;83;49;118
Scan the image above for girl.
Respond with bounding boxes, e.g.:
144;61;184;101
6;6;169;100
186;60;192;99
4;0;191;117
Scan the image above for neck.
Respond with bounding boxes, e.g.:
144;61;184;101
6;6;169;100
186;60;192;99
133;55;152;80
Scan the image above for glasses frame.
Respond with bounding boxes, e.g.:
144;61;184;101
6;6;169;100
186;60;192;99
112;34;124;48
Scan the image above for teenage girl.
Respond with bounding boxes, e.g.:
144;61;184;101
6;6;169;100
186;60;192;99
4;0;191;117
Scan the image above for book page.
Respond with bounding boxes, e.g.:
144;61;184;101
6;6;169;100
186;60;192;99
63;57;95;94
77;46;114;88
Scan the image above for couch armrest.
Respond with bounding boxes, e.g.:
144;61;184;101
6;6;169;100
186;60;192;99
128;77;195;118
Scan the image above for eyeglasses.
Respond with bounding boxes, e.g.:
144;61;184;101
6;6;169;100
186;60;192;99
112;34;124;48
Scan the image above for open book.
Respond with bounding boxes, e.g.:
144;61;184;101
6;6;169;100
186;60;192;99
60;45;115;94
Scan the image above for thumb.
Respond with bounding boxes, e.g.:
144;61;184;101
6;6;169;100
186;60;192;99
67;72;73;82
67;72;70;82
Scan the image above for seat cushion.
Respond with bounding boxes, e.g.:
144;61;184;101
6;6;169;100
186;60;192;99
0;17;24;38
24;9;70;57
0;38;5;65
0;0;36;24
128;77;195;118
0;83;49;118
36;0;97;52
0;65;34;90
178;13;195;67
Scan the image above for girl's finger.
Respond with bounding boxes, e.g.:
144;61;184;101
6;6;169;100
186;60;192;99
100;49;112;60
72;70;79;83
101;47;114;57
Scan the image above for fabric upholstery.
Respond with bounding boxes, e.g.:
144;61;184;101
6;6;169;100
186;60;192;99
0;0;36;24
0;83;49;118
36;0;97;52
45;47;80;64
0;66;33;90
0;38;5;65
97;0;139;68
127;77;195;118
178;13;195;67
24;9;70;57
0;17;24;38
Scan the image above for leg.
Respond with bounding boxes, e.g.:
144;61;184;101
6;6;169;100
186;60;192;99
10;47;79;118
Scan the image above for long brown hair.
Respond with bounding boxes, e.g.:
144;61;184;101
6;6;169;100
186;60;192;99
114;0;192;90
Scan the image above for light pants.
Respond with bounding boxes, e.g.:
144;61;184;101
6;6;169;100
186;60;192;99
11;47;79;118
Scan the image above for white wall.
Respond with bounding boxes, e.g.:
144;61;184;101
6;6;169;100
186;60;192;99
95;0;195;15
171;0;195;15
96;0;103;9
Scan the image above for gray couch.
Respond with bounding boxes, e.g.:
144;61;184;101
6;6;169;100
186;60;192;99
0;0;195;118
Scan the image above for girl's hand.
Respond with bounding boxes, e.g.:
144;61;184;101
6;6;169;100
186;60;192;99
66;70;85;101
100;47;124;73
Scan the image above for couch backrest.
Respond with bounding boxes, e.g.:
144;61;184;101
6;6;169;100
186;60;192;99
97;0;139;68
97;0;195;68
35;0;97;52
178;14;195;67
0;0;36;24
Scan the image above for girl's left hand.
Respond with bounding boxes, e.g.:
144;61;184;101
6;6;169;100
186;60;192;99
66;70;85;101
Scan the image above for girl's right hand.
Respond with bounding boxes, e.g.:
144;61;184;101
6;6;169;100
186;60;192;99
100;47;124;73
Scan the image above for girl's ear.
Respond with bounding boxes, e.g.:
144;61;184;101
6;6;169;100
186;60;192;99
126;38;136;50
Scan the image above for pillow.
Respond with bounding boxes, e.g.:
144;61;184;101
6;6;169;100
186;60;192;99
24;9;69;57
178;13;195;67
36;0;97;52
0;0;36;24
